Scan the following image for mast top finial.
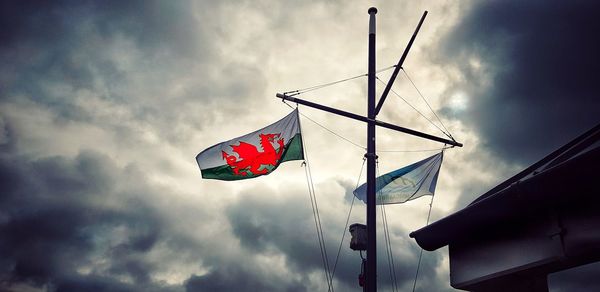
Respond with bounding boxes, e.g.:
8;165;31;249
368;7;377;14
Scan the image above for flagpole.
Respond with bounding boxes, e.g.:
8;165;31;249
366;7;377;292
274;8;462;291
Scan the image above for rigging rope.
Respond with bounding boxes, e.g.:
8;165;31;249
375;76;452;139
283;100;455;154
280;64;458;144
283;100;365;151
300;116;334;292
411;194;435;292
331;157;366;279
411;150;444;292
377;161;399;292
286;74;365;96
378;145;454;153
283;65;396;96
304;163;334;292
402;69;454;140
382;204;399;292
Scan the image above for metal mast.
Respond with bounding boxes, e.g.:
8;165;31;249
277;7;459;291
366;7;378;292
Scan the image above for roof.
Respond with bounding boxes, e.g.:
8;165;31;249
409;122;600;251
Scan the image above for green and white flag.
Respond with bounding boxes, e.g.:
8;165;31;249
196;109;304;180
354;152;444;205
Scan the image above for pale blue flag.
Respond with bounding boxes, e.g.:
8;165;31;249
354;152;444;205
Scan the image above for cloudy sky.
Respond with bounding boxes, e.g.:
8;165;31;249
1;1;599;291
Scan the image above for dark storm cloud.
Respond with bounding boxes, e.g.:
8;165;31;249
185;265;307;292
439;0;600;164
0;0;201;96
0;150;180;291
432;2;600;290
0;0;268;142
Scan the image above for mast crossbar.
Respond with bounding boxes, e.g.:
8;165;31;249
276;93;462;147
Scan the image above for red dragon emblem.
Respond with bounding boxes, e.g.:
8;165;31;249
221;133;285;176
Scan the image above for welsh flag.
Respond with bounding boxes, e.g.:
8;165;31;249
196;109;304;180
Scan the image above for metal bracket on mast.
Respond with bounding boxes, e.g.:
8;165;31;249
364;153;378;159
